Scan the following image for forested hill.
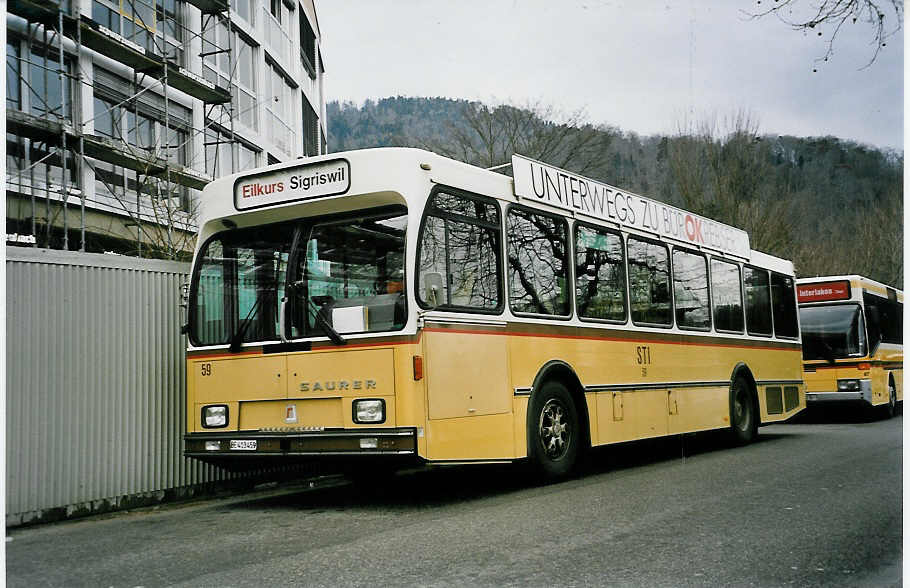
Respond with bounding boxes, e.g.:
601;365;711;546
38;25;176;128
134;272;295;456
327;97;903;286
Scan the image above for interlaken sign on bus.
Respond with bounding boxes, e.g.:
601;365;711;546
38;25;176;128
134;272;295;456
511;154;751;257
233;158;351;211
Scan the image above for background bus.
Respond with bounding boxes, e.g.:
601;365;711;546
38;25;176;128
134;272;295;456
797;275;903;417
183;148;805;478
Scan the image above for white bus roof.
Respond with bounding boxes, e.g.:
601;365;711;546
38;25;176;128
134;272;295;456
198;147;792;273
797;275;903;300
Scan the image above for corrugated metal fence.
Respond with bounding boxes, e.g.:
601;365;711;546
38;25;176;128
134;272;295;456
6;248;263;526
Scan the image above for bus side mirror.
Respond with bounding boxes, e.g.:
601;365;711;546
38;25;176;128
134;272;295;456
423;272;444;308
179;281;190;335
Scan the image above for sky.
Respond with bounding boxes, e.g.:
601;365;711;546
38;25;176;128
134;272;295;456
316;0;904;151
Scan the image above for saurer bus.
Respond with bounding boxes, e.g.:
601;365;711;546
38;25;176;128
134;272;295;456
797;275;903;417
183;148;805;478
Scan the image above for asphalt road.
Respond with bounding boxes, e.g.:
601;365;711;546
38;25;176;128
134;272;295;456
6;413;902;587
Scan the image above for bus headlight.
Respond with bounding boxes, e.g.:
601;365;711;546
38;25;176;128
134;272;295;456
837;379;861;392
353;399;385;424
202;404;228;428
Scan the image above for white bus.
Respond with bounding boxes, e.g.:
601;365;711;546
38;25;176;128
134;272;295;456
183;148;805;478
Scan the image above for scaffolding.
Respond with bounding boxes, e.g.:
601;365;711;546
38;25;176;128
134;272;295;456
6;0;237;259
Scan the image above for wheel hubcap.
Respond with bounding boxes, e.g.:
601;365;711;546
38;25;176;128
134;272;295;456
734;388;750;431
539;399;571;459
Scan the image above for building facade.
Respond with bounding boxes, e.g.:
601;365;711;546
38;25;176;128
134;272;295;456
6;0;326;258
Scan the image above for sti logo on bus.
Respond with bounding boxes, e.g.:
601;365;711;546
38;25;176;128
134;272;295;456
797;280;851;303
234;158;351;211
511;154;751;258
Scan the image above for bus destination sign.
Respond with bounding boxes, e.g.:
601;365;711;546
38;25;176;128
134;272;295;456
234;158;350;211
796;280;851;303
511;154;751;257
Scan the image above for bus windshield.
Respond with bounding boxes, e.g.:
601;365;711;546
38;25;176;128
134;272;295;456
288;209;407;339
799;303;866;361
189;209;407;347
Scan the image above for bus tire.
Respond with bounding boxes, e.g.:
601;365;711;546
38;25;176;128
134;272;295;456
730;376;757;444
528;380;579;479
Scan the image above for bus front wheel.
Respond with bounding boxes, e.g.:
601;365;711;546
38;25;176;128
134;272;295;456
528;381;579;479
730;376;757;444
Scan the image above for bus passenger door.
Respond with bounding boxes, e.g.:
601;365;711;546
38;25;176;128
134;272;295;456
422;320;513;460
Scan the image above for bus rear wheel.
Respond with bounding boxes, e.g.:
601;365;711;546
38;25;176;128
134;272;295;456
730;376;757;444
528;381;579;479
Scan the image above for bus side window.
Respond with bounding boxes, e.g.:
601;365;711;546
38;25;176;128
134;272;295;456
628;237;672;326
574;224;626;322
711;258;744;333
744;266;772;336
417;190;502;312
672;248;710;330
864;292;903;345
770;272;799;338
507;207;570;316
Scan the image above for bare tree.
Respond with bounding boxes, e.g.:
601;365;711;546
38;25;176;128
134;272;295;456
793;181;902;285
422;100;617;180
747;0;903;67
667;111;796;256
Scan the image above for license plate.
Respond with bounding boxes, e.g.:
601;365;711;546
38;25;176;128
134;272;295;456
229;439;257;451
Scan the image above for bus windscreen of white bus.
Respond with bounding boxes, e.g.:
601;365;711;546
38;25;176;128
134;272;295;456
288;210;407;338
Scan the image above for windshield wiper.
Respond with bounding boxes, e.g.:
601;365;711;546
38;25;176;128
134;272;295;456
229;294;263;353
307;297;347;346
288;280;347;345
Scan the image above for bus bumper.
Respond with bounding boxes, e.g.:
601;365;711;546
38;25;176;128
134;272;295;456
806;380;873;405
184;428;418;461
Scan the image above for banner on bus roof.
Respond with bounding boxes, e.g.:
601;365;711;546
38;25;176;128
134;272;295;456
233;158;350;211
511;154;751;257
796;280;851;303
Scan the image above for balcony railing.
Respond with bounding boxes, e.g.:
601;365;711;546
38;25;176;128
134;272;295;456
261;6;291;68
266;108;295;158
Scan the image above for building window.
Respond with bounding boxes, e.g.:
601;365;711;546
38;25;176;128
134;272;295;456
92;72;192;209
299;8;316;77
302;97;318;156
234;0;253;25
92;0;183;64
203;22;258;131
263;0;292;65
27;47;74;123
270;0;282;23
7;40;21;111
266;63;296;157
205;126;260;178
93;95;121;138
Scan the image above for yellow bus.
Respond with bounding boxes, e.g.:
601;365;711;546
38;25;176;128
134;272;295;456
183;148;805;478
797;276;903;417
